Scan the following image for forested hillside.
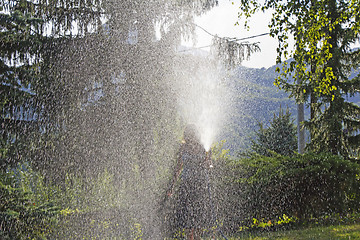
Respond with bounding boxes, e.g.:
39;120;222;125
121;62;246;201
221;65;296;152
222;63;359;153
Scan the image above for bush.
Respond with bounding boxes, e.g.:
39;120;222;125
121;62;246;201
221;152;360;231
0;164;60;239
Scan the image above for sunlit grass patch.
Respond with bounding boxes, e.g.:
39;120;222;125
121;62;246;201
232;223;360;240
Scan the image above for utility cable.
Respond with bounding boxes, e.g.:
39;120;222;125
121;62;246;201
195;23;269;41
179;23;270;52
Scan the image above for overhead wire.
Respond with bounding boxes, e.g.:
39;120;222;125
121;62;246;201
178;23;270;52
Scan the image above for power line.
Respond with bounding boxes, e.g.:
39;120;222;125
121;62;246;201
195;23;269;41
194;23;218;38
179;23;270;52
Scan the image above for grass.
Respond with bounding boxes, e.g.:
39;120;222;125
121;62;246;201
230;223;360;239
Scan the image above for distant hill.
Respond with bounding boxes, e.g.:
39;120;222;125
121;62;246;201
221;65;298;153
222;63;360;153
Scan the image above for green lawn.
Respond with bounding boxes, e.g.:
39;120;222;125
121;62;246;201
231;223;360;239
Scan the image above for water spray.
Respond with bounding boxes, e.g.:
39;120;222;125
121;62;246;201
205;150;214;169
172;45;231;240
173;53;231;154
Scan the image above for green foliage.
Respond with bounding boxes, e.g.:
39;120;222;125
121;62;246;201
212;36;260;67
238;0;360;97
222;152;360;231
0;164;60;239
250;107;297;156
0;0;103;171
0;7;44;169
305;99;360;157
0;164;141;239
50;168;149;239
238;214;298;232
236;0;360;157
130;221;143;240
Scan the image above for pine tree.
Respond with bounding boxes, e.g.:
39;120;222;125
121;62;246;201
304;0;360;157
0;0;103;169
251;107;297;156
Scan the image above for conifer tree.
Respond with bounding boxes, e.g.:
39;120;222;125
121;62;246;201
251;107;297;156
0;0;103;169
237;0;360;157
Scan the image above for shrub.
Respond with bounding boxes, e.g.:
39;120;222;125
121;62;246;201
0;164;60;239
222;152;360;231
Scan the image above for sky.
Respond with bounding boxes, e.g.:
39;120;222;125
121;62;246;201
185;0;360;69
183;0;279;69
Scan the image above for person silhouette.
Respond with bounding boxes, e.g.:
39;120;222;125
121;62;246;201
167;124;212;240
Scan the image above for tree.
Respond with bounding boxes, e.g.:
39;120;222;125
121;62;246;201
1;1;262;237
250;107;297;156
0;5;44;169
236;0;360;157
0;0;103;170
